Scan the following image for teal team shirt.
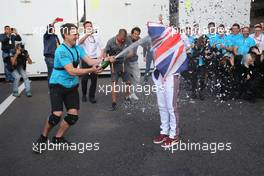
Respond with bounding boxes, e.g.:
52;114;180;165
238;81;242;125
235;37;256;56
212;35;232;54
226;33;243;47
49;43;87;88
189;35;205;66
206;33;218;47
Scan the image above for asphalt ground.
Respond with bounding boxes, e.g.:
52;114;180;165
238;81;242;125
0;77;263;176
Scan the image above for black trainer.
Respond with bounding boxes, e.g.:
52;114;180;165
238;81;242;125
33;134;48;153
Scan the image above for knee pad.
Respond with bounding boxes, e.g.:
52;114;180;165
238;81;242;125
48;114;61;126
64;114;79;126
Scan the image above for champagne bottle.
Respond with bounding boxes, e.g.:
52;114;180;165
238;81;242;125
100;60;110;69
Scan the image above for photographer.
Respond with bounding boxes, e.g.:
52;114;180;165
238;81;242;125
189;35;207;100
239;54;258;103
10;43;32;97
0;26;22;82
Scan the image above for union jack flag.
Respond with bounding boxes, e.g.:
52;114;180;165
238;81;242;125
147;22;188;80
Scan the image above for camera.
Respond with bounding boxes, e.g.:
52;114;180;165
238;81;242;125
85;28;98;34
92;29;98;34
16;43;25;51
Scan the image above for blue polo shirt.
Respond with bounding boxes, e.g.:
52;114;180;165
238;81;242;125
206;33;218;47
235;37;256;56
226;33;243;47
49;43;86;88
212;35;232;54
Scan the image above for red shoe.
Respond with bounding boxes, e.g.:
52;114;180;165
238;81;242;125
153;134;168;144
161;138;179;148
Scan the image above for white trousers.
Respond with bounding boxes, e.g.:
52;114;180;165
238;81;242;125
153;73;180;139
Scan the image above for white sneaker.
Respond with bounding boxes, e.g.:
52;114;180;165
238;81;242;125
130;93;139;100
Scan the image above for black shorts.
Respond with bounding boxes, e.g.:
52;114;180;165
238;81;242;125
49;84;80;112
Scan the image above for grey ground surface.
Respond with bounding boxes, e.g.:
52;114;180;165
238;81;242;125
0;78;263;176
0;82;12;102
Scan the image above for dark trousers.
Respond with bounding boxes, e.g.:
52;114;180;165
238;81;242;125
191;65;206;94
216;59;233;99
2;52;14;82
240;78;257;101
232;55;243;96
81;60;97;98
45;57;54;82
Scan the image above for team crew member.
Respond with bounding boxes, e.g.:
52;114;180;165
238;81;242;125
227;23;243;49
206;22;218;47
212;24;232;56
34;23;112;152
234;27;256;58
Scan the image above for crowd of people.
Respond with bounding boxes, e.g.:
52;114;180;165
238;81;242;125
1;21;263;103
42;19;149;110
1;19;264;151
0;19;152;109
182;22;264;103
